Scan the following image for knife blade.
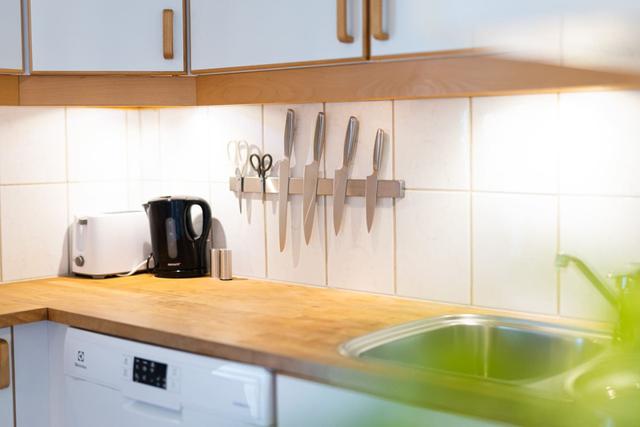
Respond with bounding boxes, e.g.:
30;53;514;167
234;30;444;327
333;116;359;235
278;109;295;252
302;112;326;245
366;129;384;232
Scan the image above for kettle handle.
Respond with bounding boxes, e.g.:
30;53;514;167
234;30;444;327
185;199;212;242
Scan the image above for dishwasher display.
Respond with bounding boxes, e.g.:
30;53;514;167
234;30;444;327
133;357;167;389
63;327;274;427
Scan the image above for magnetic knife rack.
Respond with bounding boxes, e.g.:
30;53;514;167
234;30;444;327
229;177;405;198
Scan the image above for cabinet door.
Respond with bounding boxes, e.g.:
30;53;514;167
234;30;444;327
30;0;185;74
13;322;50;427
0;0;23;73
369;0;562;61
277;375;500;427
369;0;477;58
0;328;14;427
191;0;366;73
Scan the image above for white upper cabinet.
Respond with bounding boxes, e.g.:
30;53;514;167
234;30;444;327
0;328;14;427
30;0;185;74
369;0;563;61
0;0;23;73
369;0;477;58
190;0;366;73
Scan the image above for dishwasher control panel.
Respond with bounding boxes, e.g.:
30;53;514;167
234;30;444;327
122;354;180;392
133;357;167;388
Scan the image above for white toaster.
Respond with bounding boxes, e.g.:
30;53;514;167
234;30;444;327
71;211;152;278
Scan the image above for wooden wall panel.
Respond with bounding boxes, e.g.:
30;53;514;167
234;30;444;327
0;76;19;105
19;75;196;106
196;55;640;105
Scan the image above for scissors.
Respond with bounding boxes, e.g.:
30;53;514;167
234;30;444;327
227;140;250;213
250;153;273;203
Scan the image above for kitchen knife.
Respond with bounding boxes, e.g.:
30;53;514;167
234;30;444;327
333;116;359;235
278;109;295;252
302;112;326;245
366;129;384;232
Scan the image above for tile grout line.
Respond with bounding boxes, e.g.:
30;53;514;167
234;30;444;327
468;97;475;306
391;100;398;295
64;107;71;276
157;108;163;185
124;110;131;208
261;104;269;279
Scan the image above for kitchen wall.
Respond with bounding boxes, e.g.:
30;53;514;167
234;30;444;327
1;90;639;321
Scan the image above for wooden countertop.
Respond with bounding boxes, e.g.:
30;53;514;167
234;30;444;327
0;275;610;425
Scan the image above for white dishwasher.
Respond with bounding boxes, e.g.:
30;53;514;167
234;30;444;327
63;328;274;427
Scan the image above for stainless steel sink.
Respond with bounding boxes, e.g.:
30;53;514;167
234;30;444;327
567;353;640;400
340;314;610;384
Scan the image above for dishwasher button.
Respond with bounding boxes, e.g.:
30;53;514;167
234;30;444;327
168;378;180;393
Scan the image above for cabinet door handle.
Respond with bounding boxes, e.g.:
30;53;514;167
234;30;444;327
337;0;354;43
371;0;389;41
162;9;174;59
0;339;9;390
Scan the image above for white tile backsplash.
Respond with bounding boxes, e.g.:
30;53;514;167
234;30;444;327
127;109;162;182
159;107;210;182
162;181;211;205
325;101;394;294
128;180;163;210
395;98;470;190
559;196;640;321
67;181;129;220
211;182;266;278
327;197;395;294
0;107;66;184
209;105;263;183
264;104;326;286
396;191;471;304
0;91;638;322
324;101;393;180
0;184;68;281
472;94;559;194
265;194;327;286
559;91;640;196
264;104;325;176
473;193;558;314
66;108;128;182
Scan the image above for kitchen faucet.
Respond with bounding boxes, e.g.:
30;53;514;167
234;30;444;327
556;253;640;349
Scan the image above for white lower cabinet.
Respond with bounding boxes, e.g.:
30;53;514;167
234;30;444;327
0;327;14;427
12;321;57;427
276;375;503;427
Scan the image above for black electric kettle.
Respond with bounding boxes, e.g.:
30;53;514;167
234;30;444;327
143;196;212;278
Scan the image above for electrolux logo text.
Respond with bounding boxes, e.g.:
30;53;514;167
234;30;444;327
74;350;87;369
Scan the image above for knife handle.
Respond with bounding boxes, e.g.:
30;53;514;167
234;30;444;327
343;116;359;167
313;112;326;162
373;129;384;172
284;109;295;158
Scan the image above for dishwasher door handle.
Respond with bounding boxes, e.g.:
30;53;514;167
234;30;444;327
122;399;183;425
